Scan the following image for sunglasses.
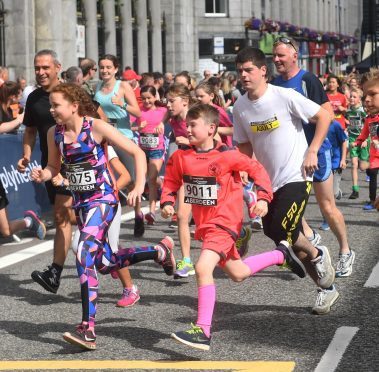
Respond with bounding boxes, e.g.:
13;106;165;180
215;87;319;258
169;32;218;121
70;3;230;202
274;37;298;52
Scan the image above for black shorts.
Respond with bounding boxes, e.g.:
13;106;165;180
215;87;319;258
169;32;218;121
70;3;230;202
262;181;312;246
45;180;72;205
0;180;9;210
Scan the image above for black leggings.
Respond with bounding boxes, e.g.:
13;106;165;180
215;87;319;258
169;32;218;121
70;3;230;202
366;168;378;202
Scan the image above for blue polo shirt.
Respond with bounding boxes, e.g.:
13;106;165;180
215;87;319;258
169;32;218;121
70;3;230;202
273;69;331;153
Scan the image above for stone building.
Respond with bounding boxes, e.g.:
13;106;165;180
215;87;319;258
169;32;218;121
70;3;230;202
0;0;363;82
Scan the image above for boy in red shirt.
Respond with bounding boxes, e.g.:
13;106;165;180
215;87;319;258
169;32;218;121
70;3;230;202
352;71;379;211
161;103;306;351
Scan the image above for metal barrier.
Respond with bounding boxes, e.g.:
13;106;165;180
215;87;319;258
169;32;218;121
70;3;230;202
0;132;51;220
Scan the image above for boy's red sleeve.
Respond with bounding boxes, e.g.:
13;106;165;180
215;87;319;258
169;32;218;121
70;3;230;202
230;149;273;203
160;151;184;208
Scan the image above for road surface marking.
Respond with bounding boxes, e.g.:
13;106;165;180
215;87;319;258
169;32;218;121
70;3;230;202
0;360;295;371
364;261;379;287
314;326;359;372
0;205;155;270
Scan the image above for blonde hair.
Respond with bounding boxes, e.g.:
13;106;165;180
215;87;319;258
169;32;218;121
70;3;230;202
349;87;363;99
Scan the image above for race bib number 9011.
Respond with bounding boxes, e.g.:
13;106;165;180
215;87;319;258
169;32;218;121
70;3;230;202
183;175;217;206
66;162;97;193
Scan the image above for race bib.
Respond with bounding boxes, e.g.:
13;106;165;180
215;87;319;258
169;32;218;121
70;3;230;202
250;116;280;133
66;162;97;193
183;175;217;206
349;115;363;130
369;121;379;138
140;133;159;149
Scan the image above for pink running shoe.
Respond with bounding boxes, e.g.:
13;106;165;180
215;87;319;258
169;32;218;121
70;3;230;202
156;236;175;276
116;285;140;307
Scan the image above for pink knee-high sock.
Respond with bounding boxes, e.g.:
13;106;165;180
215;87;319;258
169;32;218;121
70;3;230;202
243;250;284;275
196;284;216;338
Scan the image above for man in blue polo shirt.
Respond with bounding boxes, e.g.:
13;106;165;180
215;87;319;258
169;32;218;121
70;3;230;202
272;37;354;287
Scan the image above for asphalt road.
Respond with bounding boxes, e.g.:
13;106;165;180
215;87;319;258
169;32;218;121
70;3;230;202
0;170;378;372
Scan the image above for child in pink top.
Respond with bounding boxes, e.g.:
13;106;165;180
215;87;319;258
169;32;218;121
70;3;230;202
133;86;167;224
195;81;234;146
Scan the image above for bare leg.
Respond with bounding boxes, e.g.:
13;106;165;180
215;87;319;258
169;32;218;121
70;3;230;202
53;194;73;266
314;175;350;255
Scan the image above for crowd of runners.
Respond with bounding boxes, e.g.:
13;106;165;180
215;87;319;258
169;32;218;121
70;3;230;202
0;36;378;351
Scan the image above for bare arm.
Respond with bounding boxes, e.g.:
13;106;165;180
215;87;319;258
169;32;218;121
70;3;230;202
0;115;22;134
303;106;331;177
93;119;146;205
17;126;37;172
30;127;61;182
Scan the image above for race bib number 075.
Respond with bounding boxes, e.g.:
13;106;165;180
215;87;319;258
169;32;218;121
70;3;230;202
66;162;97;193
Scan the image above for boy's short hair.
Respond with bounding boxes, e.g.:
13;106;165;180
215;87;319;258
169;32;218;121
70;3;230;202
235;47;267;69
361;68;379;88
187;103;219;130
350;87;363;98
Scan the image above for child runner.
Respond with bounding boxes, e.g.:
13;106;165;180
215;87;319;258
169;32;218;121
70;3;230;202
63;145;141;308
162;103;306;351
94;54;145;238
31;83;175;350
352;71;379;211
326;74;348;130
133;85;167;225
195;81;256;236
345;88;369;199
194;81;234;146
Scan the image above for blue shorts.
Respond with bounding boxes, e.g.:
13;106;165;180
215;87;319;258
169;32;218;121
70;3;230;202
144;148;165;160
313;149;332;183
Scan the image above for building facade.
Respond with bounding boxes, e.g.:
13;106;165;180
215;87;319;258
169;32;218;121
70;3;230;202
0;0;363;82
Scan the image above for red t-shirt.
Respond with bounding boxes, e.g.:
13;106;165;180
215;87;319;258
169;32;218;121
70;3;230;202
356;113;379;169
214;105;233;147
169;116;188;138
161;141;273;240
327;92;347;129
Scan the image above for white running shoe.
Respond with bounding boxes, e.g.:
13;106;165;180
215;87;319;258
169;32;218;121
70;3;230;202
335;250;356;278
312;245;335;289
312;286;340;315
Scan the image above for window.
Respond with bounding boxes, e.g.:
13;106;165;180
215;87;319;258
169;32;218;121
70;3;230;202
205;0;227;17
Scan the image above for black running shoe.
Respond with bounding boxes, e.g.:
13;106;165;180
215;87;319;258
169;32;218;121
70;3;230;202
31;265;60;294
171;323;211;351
63;323;96;350
133;213;145;237
157;236;175;276
276;241;306;278
348;190;359;199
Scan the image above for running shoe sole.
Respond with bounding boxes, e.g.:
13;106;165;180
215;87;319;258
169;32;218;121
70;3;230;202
160;236;175;276
171;332;210;351
63;332;96;350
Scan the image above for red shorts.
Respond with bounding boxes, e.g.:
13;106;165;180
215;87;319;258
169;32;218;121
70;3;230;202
201;226;240;267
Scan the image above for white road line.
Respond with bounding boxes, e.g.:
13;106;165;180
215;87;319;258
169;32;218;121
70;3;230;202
364;261;379;287
314;326;359;372
0;204;158;270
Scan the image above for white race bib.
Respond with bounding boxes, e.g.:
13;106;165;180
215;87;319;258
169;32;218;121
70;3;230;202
66;162;97;193
183;175;217;206
140;133;159;149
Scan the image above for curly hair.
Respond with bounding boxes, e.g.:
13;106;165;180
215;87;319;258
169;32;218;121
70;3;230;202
51;83;97;117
